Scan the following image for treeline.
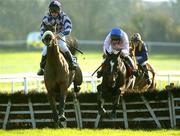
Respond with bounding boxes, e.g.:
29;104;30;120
0;0;180;42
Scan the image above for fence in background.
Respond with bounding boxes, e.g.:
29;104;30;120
0;40;180;53
0;71;180;93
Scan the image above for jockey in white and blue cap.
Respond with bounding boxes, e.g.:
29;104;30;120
97;27;138;78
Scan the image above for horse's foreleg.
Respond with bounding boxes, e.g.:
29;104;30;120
47;92;59;123
111;89;121;118
58;87;67;122
97;84;106;115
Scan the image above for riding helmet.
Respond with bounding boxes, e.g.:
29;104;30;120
131;33;142;42
49;0;61;13
110;27;123;40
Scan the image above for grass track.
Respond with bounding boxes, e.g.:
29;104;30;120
0;129;180;136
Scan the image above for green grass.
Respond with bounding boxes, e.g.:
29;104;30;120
149;54;180;71
0;48;179;74
0;129;179;136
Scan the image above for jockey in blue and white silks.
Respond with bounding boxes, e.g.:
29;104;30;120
103;28;129;57
130;33;151;85
97;27;138;78
37;0;76;76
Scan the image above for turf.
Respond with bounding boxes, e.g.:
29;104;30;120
0;49;179;74
0;129;179;136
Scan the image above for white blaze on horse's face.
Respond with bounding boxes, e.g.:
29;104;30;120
110;60;115;73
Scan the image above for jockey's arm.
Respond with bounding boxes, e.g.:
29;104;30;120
40;22;46;38
136;44;148;64
103;33;111;54
57;13;72;37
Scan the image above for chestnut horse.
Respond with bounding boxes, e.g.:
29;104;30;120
43;31;82;127
133;63;156;92
129;47;156;92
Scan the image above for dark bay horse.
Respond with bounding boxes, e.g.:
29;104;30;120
43;31;82;127
97;52;135;118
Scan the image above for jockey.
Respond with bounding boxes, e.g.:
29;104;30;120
130;33;151;85
37;0;77;76
97;27;138;78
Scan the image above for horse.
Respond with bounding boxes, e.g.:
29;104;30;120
133;63;156;92
97;51;136;118
129;47;156;92
42;31;82;127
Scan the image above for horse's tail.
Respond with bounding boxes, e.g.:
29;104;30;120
146;63;156;90
66;36;79;56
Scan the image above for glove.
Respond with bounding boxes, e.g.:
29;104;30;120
112;49;119;54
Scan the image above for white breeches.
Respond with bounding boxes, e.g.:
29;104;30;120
42;36;69;56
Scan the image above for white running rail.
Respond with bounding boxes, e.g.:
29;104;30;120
0;71;180;93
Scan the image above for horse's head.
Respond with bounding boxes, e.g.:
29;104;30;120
42;31;56;46
102;51;120;88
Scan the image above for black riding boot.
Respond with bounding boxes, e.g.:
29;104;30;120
64;51;77;70
37;55;46;76
124;56;138;77
143;65;151;85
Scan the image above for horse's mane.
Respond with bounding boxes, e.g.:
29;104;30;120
43;24;78;56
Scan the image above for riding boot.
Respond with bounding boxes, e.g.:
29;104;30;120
64;51;77;70
124;56;139;77
143;65;151;85
37;55;46;76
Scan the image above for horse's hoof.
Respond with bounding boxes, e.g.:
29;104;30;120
98;108;106;116
59;114;67;122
